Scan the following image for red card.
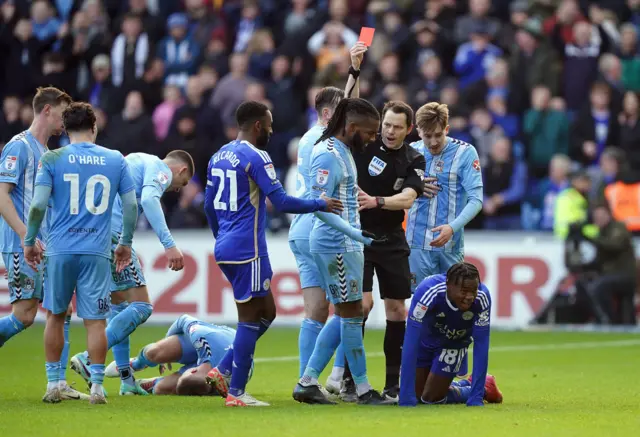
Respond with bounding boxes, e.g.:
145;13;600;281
358;27;375;46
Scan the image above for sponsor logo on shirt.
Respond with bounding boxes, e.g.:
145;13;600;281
5;156;17;171
264;163;277;181
412;303;427;321
368;156;387;176
317;169;329;186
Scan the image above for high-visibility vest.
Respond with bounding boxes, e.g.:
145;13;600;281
605;182;640;231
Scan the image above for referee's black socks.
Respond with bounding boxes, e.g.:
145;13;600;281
384;320;405;391
343;316;367;382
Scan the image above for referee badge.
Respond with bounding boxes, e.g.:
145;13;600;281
368;156;387;176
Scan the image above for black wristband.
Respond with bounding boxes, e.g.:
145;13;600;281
348;66;360;79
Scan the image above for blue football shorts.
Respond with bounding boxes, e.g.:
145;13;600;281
409;249;464;292
312;251;364;305
218;256;273;303
110;233;145;292
289;239;322;289
43;254;111;319
417;344;468;378
2;252;43;303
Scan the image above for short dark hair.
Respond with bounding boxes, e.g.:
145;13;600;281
235;100;269;129
175;376;212;396
62;102;96;133
32;87;72;114
382;101;414;127
446;262;481;285
316;98;380;145
315;86;343;112
166;150;195;177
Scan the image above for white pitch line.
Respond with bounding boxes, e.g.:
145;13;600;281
253;339;640;363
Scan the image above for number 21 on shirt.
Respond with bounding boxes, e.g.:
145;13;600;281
210;168;238;212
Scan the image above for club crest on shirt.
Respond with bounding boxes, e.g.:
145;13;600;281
462;311;474;321
393;178;404;191
368;156;387;176
263;278;271;291
412;303;427;321
317;169;329;185
435;160;445;173
473;159;481;171
5;156;17;171
264;163;277;180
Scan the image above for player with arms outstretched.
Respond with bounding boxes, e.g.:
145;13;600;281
406;102;484;377
0;88;87;399
24;102;138;404
203;101;343;407
293;98;391;406
105;315;254;396
399;262;502;407
71;150;194;395
290;42;367;378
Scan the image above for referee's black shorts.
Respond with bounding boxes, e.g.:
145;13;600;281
362;229;411;300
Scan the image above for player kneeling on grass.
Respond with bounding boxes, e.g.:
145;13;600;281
105;315;253;396
399;262;503;407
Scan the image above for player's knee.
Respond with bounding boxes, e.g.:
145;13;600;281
384;299;406;322
13;303;38;327
308;298;329;323
144;343;163;363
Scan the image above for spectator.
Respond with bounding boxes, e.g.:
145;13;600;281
84;54;116;114
618;23;640;91
455;0;501;45
123;0;164;42
469;106;502;165
538;154;572;232
308;20;357;71
152;84;183;141
285;0;316;36
542;0;586;44
487;91;519;139
184;0;226;48
592;147;626;201
108;90;156;156
157;13;201;88
464;58;518;114
482;136;528;230
202;30;228;76
570;82;621;166
554;170;593;239
111;12;149;89
408;55;446;108
246;29;275;81
523;85;570;179
598;53;624;113
453;19;502;89
30;0;62;44
210;52;250;128
38;52;75;93
0;96;24;145
619;90;640;174
233;0;261;53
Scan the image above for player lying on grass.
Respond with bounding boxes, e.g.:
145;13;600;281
104;314;253;395
399;262;502;407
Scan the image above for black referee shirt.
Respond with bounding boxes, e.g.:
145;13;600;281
355;137;426;236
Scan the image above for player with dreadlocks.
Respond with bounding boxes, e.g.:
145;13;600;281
292;98;392;405
399;262;503;407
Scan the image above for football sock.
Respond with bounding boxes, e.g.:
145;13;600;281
134;345;159;370
452;379;471;388
228;322;260;397
446;385;472;404
302;315;341;382
150;377;163;394
384;320;405;389
90;364;105;395
59;315;71;383
45;362;60;390
341;316;371;396
457;354;469;377
106;302;152;349
219;317;271;378
0;314;25;346
342;316;366;381
259;317;271;337
298;318;324;378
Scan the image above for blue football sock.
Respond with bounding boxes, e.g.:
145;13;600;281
0;314;25;347
45;362;61;383
303;315;341;381
334;343;345;368
217;347;233;376
446;385;472;404
457;354;469;376
341;316;370;395
113;336;134;386
259;317;271;338
453;379;471;388
106;302;152;349
59;315;71;381
89;364;105;386
228;322;260;397
150;377;164;394
134;345;159;370
298;318;324;378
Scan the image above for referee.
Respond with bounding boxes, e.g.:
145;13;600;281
338;101;426;402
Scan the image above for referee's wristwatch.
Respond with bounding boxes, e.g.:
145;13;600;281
375;196;385;208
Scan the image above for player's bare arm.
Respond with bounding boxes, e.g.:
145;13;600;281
344;42;367;99
0;182;27;240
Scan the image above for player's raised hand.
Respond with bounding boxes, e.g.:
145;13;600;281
320;193;343;214
165;246;184;271
114;244;132;273
423;177;440;198
430;224;453;247
350;42;368;70
357;187;376;211
24;244;43;270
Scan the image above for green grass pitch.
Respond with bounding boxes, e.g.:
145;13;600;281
0;326;638;437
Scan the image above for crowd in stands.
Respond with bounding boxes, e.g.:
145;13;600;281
1;0;640;234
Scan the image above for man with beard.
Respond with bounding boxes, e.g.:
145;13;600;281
327;101;426;402
292;98;392;406
203;101;344;407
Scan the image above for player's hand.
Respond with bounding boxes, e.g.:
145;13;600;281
24;244;43;270
430;224;453;247
165;246;184;271
320;193;344;214
159;363;172;375
362;230;387;246
350;42;368;70
467;398;485;407
114;244;132;273
357;188;377;211
423;177;440;198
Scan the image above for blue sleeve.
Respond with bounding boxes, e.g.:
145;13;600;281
268;185;325;214
468;287;492;406
140;185;175;249
118;156;135;195
204;180;219;238
460;147;483;193
0;140;28;185
35;152;54;188
499;161;527;205
24;185;52;246
246;150;283;197
449;186;483;233
313;211;372;245
119;190;138;246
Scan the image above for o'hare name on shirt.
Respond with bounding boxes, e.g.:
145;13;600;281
67;154;107;166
